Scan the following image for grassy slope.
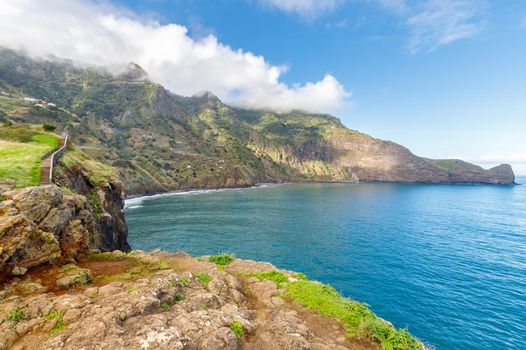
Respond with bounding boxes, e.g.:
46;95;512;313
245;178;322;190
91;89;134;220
0;126;58;187
425;158;488;174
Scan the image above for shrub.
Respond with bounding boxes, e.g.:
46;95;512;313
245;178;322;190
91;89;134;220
72;274;90;285
295;272;309;280
251;270;289;287
230;321;244;339
42;122;56;132
196;272;212;286
179;277;189;287
44;310;64;321
209;253;235;266
7;308;25;322
160;303;171;311
44;310;67;333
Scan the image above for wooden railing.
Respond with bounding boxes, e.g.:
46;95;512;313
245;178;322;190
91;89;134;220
49;133;68;184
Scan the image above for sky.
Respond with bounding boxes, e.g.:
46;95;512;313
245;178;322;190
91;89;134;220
1;0;525;174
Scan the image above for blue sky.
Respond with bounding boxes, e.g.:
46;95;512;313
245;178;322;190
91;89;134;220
1;0;525;173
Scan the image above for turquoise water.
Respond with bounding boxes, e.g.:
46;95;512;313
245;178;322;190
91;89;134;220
125;178;526;350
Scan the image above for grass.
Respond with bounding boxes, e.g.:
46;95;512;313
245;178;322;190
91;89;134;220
294;272;309;280
179;277;189;287
229;321;244;339
209;253;235;266
251;270;289;287
59;146;118;186
7;308;25;322
72;273;90;285
284;280;423;350
160;303;172;312
196;272;212;286
0;131;59;187
45;311;68;334
44;310;64;321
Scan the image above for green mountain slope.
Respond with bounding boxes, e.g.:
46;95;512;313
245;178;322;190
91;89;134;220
0;48;515;194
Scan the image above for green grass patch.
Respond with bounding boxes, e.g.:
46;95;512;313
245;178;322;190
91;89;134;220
251;270;289;287
209;253;235;266
45;310;67;334
72;274;90;285
284;280;423;350
32;134;59;149
51;321;67;333
44;310;64;321
0;131;59;187
166;281;176;288
160;303;172;312
179;276;189;287
175;294;184;302
59;146;118;186
196;272;212;286
7;308;25;322
229;321;244;339
294;272;309;280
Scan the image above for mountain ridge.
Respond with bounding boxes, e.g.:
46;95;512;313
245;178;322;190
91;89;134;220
0;48;515;194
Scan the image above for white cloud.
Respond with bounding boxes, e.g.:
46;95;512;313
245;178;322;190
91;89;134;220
0;0;350;113
406;0;487;53
257;0;343;20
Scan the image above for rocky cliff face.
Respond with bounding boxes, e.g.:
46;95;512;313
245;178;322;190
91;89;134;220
53;164;130;252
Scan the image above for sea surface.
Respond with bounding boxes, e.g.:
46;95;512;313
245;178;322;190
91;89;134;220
125;177;526;350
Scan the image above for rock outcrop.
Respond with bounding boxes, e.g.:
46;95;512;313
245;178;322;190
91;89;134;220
0;186;95;281
54;163;130;252
0;183;129;281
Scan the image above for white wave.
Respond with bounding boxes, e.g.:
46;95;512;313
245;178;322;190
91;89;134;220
124;183;280;209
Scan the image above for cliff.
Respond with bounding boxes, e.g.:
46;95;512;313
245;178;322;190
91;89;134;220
53;146;130;251
0;48;515;194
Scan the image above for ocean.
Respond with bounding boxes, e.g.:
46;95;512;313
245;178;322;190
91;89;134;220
125;177;526;350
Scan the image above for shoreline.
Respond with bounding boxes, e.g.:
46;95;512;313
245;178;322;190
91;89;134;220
124;178;521;207
124;183;285;209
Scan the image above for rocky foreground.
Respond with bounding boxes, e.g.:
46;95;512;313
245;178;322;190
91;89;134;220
0;250;378;350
